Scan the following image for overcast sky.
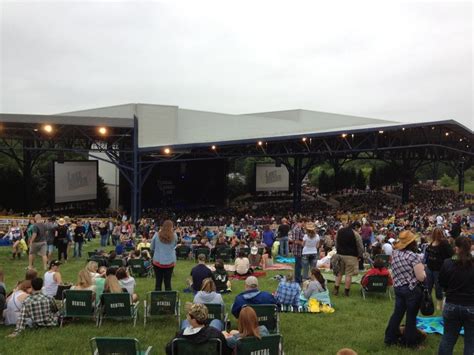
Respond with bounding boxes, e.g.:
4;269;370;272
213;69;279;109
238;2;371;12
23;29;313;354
1;0;472;129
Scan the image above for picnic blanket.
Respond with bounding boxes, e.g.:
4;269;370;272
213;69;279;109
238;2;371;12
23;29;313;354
275;256;295;264
264;263;293;271
229;271;267;280
416;316;464;335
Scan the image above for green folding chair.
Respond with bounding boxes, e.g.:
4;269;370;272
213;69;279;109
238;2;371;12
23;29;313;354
171;338;222;355
249;304;279;334
128;259;151;278
236;334;282;355
90;337;152;355
144;291;180;328
214;247;232;262
108;259;124;268
374;254;391;268
175;245;191;260
88;256;108;267
61;290;96;327
194;247;211;262
361;275;392;300
203;303;227;327
98;293;139;327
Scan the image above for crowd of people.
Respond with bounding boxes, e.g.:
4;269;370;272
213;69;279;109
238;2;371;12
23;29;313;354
0;198;473;353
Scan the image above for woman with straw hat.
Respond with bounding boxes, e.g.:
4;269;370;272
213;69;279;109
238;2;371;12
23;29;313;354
384;230;426;349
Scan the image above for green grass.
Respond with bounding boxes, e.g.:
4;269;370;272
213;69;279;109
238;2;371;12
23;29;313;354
0;241;466;355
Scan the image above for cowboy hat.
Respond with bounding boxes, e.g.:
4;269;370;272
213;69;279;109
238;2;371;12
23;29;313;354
305;222;316;231
394;230;417;250
57;218;66;226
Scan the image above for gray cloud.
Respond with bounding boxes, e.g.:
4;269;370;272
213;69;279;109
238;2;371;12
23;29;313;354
0;0;472;129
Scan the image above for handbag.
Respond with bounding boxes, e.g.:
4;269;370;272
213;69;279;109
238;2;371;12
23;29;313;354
420;284;434;316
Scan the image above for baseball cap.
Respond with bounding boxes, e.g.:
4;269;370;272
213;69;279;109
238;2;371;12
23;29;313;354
245;276;259;288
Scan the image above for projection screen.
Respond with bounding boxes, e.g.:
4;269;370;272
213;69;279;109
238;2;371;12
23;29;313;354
54;161;98;203
255;163;289;192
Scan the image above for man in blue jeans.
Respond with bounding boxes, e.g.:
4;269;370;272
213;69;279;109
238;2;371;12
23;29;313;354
291;219;304;283
277;218;290;256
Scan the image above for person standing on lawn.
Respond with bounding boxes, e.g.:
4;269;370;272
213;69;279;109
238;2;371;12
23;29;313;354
291;218;304;284
28;214;48;271
151;219;178;291
277;218;290;257
334;221;364;296
438;236;474;355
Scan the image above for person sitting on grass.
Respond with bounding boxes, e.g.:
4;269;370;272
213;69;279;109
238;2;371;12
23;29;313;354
275;272;301;310
212;259;232;293
235;251;252;276
3;280;32;326
248;243;262;269
165;303;232;355
42;260;62;298
231;276;277;318
190;254;213;293
223;305;270;349
8;278;59;337
193;278;224;306
85;261;101;280
302;268;332;307
361;258;393;290
0;269;5;311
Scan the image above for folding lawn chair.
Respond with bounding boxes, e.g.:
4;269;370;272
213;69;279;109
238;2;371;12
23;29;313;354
98;293;139;327
249;304;280;334
128;259;152;278
175;245;191;260
90;337;152;355
55;284;72;301
203;303;228;328
108;259;124;268
361;275;392;300
61;289;96;327
143;291;180;327
171;338;222;355
236;334;282;355
194;247;210;262
214;247;232;262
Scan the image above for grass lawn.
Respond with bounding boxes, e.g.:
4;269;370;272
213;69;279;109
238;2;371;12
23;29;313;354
0;240;466;355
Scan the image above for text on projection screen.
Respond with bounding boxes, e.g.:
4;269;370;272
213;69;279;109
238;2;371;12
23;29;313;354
54;161;98;203
256;164;289;192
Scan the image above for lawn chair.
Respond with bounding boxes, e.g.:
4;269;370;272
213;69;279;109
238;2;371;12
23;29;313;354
171;338;222;355
176;245;191;260
249;304;279;334
144;291;180;328
55;284;72;301
98;293;139;327
128;259;152;278
214;247;232;262
88;256;108;267
88;251;99;258
236;334;282;355
194;247;211;262
203;303;228;329
374;254;391;268
108;259;124;268
361;275;392;300
90;337;152;355
61;290;96;327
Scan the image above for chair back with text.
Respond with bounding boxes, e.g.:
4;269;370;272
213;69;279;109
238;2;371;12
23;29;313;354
90;337;152;355
236;334;281;355
249;304;279;333
63;290;94;318
144;291;179;327
171;338;222;355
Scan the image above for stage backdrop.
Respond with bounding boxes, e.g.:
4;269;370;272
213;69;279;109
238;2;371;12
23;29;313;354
256;163;289;191
54;161;98;203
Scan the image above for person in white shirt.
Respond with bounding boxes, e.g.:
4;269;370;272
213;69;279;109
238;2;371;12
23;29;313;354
382;237;394;257
42;260;62;298
234;252;251;276
436;215;444;227
302;222;320;280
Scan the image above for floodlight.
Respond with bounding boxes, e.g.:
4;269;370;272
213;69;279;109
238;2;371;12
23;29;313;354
43;124;53;133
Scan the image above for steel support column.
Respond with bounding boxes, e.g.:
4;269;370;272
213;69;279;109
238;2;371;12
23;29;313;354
458;161;465;192
131;116;139;223
292;156;303;213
